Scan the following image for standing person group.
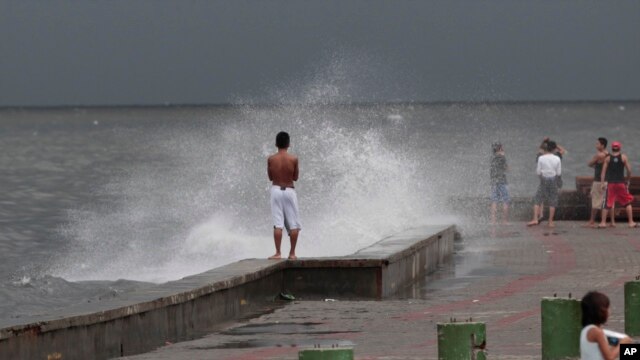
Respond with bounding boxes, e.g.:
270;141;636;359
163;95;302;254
490;137;636;228
268;132;638;259
597;141;637;228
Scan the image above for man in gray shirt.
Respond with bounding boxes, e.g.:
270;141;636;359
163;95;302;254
490;142;510;224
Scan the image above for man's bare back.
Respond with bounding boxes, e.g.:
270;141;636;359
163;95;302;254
268;150;299;188
267;132;301;260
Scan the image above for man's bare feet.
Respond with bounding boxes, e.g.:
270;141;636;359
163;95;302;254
288;254;297;260
582;222;596;228
548;222;555;228
597;223;607;229
268;253;282;260
609;223;616;228
527;220;539;227
629;222;638;228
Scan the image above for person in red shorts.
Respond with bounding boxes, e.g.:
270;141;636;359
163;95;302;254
598;141;637;228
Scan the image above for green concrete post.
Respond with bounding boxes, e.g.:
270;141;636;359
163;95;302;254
625;280;640;336
298;348;354;360
541;297;582;360
437;322;486;360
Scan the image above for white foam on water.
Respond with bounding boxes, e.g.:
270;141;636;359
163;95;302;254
51;56;451;283
12;276;32;287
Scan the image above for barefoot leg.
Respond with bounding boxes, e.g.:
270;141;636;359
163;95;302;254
269;228;283;259
490;202;497;225
288;229;299;259
626;204;637;227
528;204;540;226
586;208;597;227
501;203;509;225
598;208;609;228
610;205;616;227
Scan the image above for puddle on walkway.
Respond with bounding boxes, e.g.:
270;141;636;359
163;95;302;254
197;322;359;350
392;225;518;299
194;339;356;349
185;303;287;339
222;322;360;336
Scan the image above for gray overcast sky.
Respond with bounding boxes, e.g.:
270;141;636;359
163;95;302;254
1;1;639;106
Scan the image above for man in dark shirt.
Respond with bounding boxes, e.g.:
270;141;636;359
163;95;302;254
585;137;611;227
598;141;636;228
490;142;510;224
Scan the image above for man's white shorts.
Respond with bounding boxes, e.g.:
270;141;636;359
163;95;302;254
270;186;301;231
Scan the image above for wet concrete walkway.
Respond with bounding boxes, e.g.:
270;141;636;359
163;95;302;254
124;222;640;359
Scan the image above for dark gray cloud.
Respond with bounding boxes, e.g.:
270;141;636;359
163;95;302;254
1;0;639;106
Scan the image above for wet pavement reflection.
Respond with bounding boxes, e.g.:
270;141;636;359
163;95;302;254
393;224;525;300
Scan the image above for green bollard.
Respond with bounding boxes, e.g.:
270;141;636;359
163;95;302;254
298;348;354;360
541;297;582;360
625;280;640;336
437;322;486;360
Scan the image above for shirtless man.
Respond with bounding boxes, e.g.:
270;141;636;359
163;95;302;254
599;141;637;228
267;131;301;259
585;137;610;227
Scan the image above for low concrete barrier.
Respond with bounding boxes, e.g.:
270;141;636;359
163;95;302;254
0;225;456;360
437;321;487;360
299;348;354;360
540;297;582;360
285;226;456;299
626;280;640;336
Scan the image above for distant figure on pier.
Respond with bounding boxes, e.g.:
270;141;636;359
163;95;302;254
585;137;613;228
580;291;631;359
598;141;637;228
528;140;561;227
267;131;301;260
489;142;510;224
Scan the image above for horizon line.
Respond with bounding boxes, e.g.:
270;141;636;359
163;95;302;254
1;98;639;111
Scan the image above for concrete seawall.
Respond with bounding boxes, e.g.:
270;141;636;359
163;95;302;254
0;225;455;360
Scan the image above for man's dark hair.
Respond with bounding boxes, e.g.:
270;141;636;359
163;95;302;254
598;137;608;148
491;142;503;154
581;291;610;326
546;140;557;152
275;131;290;149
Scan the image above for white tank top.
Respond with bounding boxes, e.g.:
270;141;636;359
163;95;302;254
580;325;604;360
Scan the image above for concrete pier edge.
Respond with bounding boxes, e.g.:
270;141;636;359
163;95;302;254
0;224;455;359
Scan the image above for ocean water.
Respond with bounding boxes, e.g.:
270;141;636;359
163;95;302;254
0;101;638;324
